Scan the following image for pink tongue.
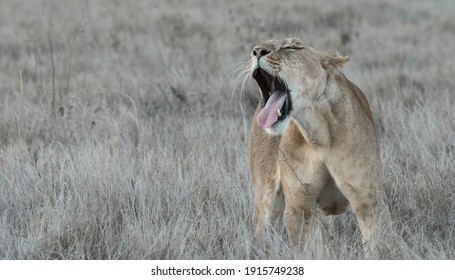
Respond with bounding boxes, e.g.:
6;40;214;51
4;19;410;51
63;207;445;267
257;90;287;128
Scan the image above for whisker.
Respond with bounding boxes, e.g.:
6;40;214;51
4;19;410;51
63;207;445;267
219;62;247;97
229;64;250;100
282;68;303;94
239;72;251;100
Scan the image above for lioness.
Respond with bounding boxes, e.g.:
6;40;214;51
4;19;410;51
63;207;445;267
248;37;393;257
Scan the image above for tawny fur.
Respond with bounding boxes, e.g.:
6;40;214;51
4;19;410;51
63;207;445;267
248;38;393;258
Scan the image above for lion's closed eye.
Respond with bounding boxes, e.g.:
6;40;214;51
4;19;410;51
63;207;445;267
282;46;302;51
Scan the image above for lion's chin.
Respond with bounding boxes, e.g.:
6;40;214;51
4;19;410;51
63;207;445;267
263;117;291;136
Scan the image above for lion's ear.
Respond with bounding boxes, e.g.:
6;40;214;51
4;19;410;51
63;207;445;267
321;55;349;72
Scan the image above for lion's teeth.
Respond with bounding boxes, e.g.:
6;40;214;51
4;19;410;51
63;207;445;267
277;109;282;117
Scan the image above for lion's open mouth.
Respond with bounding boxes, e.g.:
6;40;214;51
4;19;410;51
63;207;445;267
252;68;291;128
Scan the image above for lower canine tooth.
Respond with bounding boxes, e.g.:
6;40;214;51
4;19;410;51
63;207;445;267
277;109;282;117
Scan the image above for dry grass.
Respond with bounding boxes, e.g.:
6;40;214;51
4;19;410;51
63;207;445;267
0;0;454;259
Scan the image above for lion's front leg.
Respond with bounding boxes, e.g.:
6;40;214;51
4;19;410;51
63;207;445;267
250;105;284;235
346;189;393;259
282;185;316;246
252;180;284;235
283;202;313;246
324;149;394;259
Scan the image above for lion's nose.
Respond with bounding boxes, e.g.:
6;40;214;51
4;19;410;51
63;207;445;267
251;46;270;58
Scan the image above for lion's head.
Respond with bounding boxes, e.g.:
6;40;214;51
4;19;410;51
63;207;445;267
248;37;349;135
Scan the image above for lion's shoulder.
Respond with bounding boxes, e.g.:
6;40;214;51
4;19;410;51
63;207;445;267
335;73;373;123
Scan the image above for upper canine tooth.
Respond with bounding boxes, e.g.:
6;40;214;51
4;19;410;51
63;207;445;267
277;108;282;117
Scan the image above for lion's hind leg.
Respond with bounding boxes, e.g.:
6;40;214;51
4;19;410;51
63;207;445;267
317;179;350;216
